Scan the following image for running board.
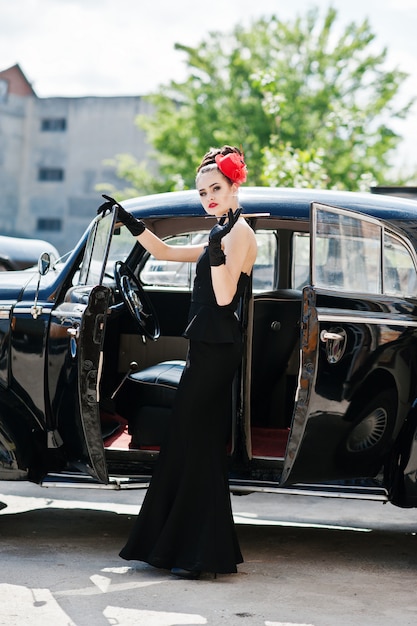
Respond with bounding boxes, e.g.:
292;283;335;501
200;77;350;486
230;479;389;501
40;473;389;501
41;473;150;490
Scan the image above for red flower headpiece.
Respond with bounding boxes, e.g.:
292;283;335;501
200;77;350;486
215;152;247;185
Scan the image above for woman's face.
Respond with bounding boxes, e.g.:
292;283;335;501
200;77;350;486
196;169;239;218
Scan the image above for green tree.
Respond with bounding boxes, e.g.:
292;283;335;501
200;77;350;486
103;6;413;197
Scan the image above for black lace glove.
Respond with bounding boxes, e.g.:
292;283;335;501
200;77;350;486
97;194;146;236
208;208;242;266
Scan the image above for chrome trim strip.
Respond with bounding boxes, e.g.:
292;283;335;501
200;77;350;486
229;484;388;501
318;311;417;328
41;473;389;500
12;305;54;315
41;474;150;490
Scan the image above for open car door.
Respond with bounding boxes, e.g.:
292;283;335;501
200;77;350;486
47;209;117;484
281;202;417;486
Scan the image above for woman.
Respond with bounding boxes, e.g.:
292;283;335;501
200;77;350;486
103;146;257;578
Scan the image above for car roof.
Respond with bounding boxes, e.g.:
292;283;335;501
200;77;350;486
123;186;417;227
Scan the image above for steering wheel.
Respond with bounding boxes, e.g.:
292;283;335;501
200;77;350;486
114;261;160;341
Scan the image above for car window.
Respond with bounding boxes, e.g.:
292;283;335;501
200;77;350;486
254;231;276;291
307;204;417;297
293;233;310;289
79;213;135;286
384;232;417;297
140;230;276;292
313;207;382;293
103;226;136;283
141;232;206;289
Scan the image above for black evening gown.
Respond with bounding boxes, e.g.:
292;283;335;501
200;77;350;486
119;249;249;574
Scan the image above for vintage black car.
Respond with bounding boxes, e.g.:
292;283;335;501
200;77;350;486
2;187;417;510
0;234;59;271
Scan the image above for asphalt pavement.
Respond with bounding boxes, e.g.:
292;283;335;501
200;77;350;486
0;482;416;625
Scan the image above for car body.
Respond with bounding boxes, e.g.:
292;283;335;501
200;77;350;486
2;186;417;510
0;234;59;271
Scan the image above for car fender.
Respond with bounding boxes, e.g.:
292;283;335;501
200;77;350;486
0;415;30;480
0;388;50;482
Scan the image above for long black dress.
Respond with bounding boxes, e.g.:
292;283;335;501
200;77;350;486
119;248;249;574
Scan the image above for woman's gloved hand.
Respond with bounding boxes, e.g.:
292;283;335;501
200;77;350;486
208;208;242;266
97;194;146;236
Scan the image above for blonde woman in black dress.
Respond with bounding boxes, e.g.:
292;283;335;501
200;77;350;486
103;146;257;579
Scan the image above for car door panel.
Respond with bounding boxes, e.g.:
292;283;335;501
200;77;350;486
10;302;53;425
47;285;110;483
77;285;110;483
281;203;417;486
46;209;119;483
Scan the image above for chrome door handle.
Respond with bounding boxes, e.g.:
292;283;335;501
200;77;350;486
67;327;80;339
320;330;344;342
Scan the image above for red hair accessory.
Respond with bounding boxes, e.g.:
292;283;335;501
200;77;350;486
215;152;247;185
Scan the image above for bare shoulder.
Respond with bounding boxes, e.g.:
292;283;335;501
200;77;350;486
232;218;257;241
226;218;257;273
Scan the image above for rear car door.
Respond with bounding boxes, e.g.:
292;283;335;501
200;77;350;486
281;202;417;485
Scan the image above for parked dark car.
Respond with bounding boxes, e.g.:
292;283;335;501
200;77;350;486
0;234;59;271
2;187;417;511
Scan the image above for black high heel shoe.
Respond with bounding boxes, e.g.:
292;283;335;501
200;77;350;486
171;567;201;580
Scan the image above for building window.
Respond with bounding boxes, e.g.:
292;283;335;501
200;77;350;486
41;118;67;131
0;79;8;103
37;218;62;232
38;167;64;181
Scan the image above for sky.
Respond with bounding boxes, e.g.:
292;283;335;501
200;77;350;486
1;0;416;174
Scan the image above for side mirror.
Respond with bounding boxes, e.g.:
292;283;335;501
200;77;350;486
38;252;51;276
32;252;51;319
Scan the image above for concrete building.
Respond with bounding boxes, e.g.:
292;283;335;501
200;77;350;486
0;64;151;253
